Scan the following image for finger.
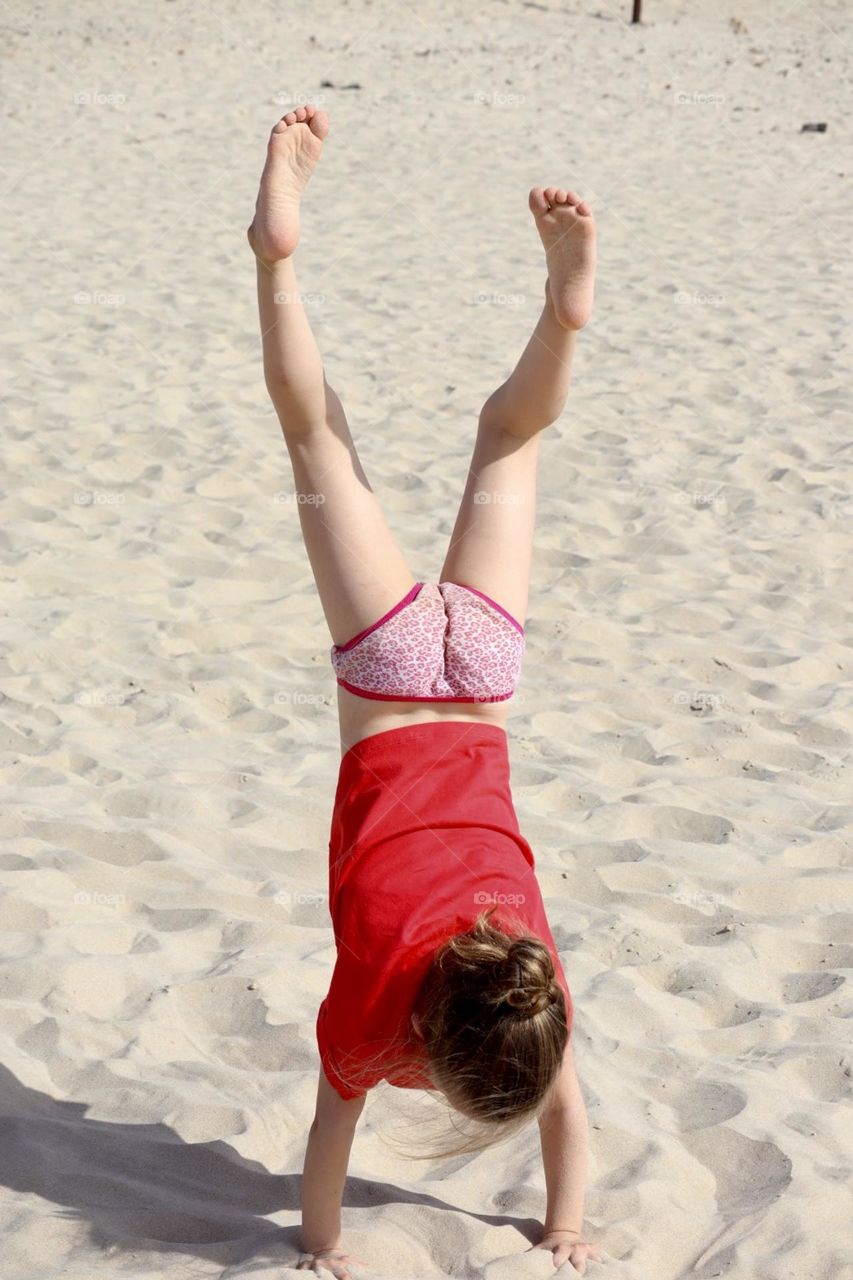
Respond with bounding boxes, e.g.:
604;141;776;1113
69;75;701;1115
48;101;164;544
568;1244;588;1274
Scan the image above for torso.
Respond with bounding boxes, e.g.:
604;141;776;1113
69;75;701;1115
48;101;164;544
337;685;510;752
320;717;575;1095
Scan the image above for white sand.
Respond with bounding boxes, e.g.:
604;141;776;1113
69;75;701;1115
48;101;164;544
1;1;851;1277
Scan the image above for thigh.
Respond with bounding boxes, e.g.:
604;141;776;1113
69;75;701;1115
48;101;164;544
438;417;540;627
285;391;416;646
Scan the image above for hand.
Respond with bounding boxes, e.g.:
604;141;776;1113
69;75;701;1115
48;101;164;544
297;1245;367;1278
530;1228;603;1274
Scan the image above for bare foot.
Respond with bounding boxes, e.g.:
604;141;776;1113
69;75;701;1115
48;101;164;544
528;187;596;329
247;105;329;265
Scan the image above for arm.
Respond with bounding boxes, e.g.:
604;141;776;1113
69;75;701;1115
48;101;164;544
301;1068;367;1255
538;1037;589;1235
533;1039;602;1272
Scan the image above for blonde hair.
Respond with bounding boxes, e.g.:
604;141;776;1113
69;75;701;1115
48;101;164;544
378;906;568;1160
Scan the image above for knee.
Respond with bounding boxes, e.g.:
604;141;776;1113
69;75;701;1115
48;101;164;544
478;392;516;434
478;395;561;440
270;397;328;441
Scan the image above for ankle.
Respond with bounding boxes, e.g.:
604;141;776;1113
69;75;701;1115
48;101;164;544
247;223;295;269
543;278;579;333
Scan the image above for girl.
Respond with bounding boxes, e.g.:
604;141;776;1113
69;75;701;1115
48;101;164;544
248;106;602;1279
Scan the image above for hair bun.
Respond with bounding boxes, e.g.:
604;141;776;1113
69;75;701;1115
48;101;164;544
435;910;564;1022
501;939;559;1017
504;985;554;1016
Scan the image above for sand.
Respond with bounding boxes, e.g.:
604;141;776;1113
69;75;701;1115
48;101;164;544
1;0;851;1277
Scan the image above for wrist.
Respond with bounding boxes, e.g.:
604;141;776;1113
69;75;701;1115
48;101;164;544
301;1237;343;1255
301;1210;342;1256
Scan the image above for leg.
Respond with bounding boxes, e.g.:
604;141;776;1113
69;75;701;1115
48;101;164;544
249;107;414;645
440;187;596;626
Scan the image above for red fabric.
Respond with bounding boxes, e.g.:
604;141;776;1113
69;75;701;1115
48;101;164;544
316;721;573;1100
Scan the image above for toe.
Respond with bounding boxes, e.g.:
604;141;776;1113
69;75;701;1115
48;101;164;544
576;200;592;215
543;186;557;205
528;186;550;216
525;186;545;213
283;111;297;124
309;108;330;139
564;191;580;205
294;106;308;121
555;188;568;203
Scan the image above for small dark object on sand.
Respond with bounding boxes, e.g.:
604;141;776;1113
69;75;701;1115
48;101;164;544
320;79;362;90
800;122;827;132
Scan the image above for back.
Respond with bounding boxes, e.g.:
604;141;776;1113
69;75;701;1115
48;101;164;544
317;721;574;1099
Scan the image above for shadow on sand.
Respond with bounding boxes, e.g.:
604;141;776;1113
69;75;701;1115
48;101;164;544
0;1065;541;1268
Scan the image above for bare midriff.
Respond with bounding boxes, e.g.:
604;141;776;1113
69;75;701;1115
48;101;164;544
336;685;510;753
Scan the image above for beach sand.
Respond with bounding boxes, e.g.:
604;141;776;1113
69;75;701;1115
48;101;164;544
1;1;851;1276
